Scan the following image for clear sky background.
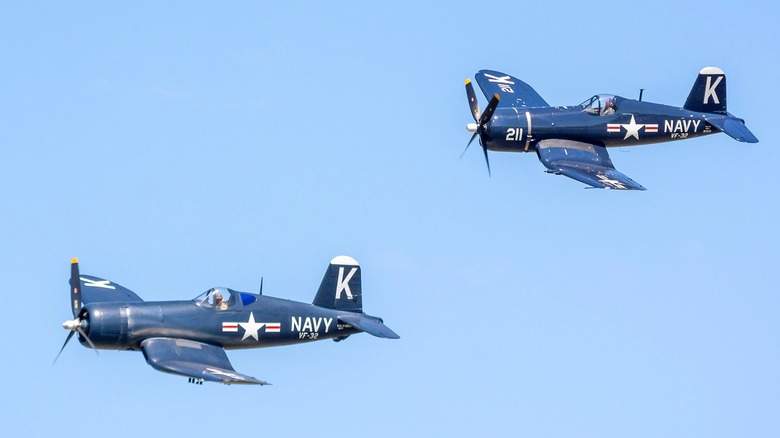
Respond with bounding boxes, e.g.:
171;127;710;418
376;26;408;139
1;1;778;436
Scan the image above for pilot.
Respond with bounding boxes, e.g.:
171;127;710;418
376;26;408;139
214;292;228;310
602;98;616;115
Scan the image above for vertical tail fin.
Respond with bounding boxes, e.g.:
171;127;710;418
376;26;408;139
684;67;727;114
313;256;363;313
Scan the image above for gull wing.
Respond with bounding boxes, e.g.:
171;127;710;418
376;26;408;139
474;70;550;108
79;274;144;304
537;139;646;190
141;338;268;385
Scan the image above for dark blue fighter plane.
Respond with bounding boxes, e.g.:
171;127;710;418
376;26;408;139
463;67;758;190
56;256;399;385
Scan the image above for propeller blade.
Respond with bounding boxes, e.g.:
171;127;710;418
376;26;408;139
482;141;492;176
480;93;500;126
460;132;479;159
477;94;499;176
57;259;98;363
463;90;498;175
465;79;480;122
70;258;81;318
53;330;76;364
77;326;99;355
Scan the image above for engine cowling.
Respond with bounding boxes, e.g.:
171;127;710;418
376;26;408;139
78;304;128;348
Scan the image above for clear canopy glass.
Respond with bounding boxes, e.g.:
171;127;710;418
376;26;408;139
194;287;234;308
580;94;617;115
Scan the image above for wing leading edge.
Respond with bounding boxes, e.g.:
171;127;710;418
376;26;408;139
141;338;268;385
537;139;646;190
474;70;549;108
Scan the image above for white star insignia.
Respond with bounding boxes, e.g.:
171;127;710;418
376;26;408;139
621;115;644;140
205;368;245;380
239;312;266;341
597;174;626;189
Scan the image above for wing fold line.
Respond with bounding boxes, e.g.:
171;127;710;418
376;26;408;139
537;139;645;190
141;337;268;385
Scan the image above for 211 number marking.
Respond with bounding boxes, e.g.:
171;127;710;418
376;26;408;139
506;128;523;141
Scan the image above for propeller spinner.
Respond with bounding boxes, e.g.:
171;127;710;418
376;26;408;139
462;79;500;175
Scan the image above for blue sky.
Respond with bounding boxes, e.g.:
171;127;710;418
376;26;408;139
1;1;778;436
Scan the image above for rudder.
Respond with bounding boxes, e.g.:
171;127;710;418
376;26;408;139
313;256;362;313
684;67;727;114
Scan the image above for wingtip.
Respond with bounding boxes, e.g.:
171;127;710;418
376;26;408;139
71;257;79;264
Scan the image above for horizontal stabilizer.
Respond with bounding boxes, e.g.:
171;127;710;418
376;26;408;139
78;274;144;304
141;338;268;385
338;313;399;339
708;116;759;143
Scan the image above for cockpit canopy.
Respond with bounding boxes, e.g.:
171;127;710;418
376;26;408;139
194;287;257;309
580;94;617;116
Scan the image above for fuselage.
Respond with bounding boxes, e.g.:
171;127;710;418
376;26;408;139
483;96;721;153
80;294;362;351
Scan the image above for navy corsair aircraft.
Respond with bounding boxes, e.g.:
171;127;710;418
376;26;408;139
463;67;758;190
56;256;399;385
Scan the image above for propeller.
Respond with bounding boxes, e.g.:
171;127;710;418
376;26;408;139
69;257;81;317
463;79;500;175
54;258;98;364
